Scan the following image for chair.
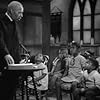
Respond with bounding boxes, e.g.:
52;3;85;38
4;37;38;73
81;95;100;100
38;90;48;100
27;75;49;100
61;82;73;100
81;93;100;100
95;96;100;100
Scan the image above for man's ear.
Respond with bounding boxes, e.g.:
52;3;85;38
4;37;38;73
10;9;13;14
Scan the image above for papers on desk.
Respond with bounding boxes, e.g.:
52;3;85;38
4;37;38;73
8;63;38;70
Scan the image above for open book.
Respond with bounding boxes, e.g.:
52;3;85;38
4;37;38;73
8;63;38;70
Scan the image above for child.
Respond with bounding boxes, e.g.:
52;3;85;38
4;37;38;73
49;47;70;90
73;58;100;100
28;53;48;91
56;41;86;100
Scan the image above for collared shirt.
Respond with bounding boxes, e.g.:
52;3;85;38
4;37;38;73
5;12;13;22
61;54;86;82
83;70;100;89
68;54;86;79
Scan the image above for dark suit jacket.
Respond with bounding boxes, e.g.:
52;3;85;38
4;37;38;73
0;14;21;71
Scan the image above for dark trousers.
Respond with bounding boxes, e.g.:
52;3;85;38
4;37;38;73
49;73;62;90
56;79;63;100
0;71;19;100
73;87;100;100
56;78;72;100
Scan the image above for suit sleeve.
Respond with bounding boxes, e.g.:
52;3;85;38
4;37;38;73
0;21;9;58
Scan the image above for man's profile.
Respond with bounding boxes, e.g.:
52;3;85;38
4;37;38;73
0;1;24;100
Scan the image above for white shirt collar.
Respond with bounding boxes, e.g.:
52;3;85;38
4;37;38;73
5;12;13;22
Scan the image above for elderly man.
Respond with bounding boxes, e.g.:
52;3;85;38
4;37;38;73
0;1;24;100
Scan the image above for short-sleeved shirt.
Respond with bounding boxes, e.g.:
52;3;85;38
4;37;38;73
34;62;48;90
61;54;86;82
68;54;86;79
83;70;100;89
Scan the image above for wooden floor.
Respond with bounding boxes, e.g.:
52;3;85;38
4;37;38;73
16;95;70;100
29;94;70;100
16;90;71;100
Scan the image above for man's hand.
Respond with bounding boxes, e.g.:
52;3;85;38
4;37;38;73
20;59;26;64
4;54;14;65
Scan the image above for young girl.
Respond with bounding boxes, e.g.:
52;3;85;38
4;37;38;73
28;53;48;91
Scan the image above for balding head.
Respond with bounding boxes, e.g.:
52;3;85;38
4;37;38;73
8;1;24;12
7;1;24;21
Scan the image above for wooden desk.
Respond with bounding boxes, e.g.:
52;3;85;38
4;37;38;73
8;63;44;100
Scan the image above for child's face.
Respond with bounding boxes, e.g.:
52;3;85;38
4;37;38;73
85;59;93;70
61;49;68;58
58;52;63;58
58;49;68;59
35;53;43;62
70;46;77;55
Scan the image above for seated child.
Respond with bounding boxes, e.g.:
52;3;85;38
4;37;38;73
56;41;86;100
49;47;70;90
73;57;100;100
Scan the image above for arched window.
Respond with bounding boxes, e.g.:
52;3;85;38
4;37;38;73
73;0;80;42
95;0;100;43
71;0;98;45
83;0;91;44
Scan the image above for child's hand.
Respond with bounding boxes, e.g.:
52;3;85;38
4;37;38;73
49;71;54;76
81;88;85;92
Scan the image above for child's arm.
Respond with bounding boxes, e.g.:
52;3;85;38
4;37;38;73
92;72;100;89
77;75;86;88
50;57;59;73
50;64;56;74
35;64;48;82
35;73;47;82
62;58;69;77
